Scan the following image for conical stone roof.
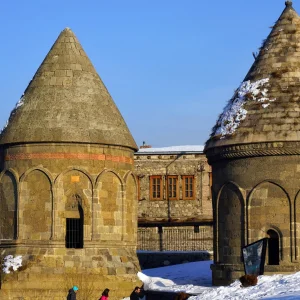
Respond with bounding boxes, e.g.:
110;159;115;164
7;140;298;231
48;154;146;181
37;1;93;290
205;1;300;152
0;28;137;150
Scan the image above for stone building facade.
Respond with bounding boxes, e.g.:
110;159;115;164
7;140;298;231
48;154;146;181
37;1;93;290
0;28;141;299
134;145;213;252
205;1;300;286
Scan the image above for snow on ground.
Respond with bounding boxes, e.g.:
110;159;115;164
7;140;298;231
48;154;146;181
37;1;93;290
129;260;300;300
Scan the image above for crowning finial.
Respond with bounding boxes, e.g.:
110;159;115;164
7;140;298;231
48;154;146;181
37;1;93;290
285;1;293;7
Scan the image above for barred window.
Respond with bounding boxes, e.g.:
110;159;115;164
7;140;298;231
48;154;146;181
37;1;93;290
65;195;84;249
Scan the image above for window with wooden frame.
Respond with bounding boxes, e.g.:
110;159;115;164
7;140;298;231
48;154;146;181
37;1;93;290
182;175;195;200
167;175;179;200
150;175;163;200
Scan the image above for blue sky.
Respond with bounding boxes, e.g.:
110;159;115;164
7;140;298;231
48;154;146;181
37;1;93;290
0;1;295;147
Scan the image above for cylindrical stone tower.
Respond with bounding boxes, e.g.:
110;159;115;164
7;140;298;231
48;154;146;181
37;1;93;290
0;28;140;299
205;1;300;286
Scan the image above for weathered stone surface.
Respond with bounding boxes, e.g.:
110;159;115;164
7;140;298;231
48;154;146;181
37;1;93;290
135;151;212;223
0;28;137;150
205;2;300;286
134;149;213;251
0;28;140;299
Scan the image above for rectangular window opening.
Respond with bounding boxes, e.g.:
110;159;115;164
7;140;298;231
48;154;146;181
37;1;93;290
182;175;195;200
167;176;178;200
66;218;83;249
150;176;163;200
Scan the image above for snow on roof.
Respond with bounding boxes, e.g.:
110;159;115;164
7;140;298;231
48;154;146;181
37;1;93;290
137;145;204;154
212;78;275;139
0;95;25;134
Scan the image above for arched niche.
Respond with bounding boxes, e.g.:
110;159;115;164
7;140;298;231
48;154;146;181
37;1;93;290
124;173;137;241
217;182;245;264
293;189;300;260
0;171;18;240
55;169;92;242
95;171;123;241
20;169;52;240
249;181;290;262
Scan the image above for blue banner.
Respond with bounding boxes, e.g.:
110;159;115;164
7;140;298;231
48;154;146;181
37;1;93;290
242;238;267;275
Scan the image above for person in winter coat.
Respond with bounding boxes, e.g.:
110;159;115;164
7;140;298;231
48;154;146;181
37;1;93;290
99;288;110;300
130;286;145;300
67;286;78;300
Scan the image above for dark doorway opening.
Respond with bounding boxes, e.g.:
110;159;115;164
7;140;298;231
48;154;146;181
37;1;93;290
267;229;279;265
66;204;84;248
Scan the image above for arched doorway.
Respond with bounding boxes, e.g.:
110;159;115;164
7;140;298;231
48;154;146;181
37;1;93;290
267;229;280;265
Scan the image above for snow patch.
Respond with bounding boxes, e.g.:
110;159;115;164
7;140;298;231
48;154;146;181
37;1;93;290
0;95;25;134
133;260;300;299
2;255;22;274
15;95;25;109
213;78;275;138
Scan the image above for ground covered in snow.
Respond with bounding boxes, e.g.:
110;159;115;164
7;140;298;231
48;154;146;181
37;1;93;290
129;260;300;299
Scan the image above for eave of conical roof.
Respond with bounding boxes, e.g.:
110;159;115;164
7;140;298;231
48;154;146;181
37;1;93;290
0;28;138;151
205;1;300;152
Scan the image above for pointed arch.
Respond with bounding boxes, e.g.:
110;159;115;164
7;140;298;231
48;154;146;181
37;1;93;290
216;181;245;264
248;180;290;207
95;169;124;190
94;169;123;241
293;188;300;260
54;166;93;187
123;170;137;185
54;168;93;241
20;166;53;184
19;169;52;240
0;168;19;183
266;227;283;264
0;169;18;240
123;170;138;198
124;172;138;241
248;180;291;262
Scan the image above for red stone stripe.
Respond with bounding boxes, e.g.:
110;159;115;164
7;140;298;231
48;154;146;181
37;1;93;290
5;153;133;164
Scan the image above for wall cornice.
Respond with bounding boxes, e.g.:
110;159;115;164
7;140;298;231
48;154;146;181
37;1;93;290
205;141;300;163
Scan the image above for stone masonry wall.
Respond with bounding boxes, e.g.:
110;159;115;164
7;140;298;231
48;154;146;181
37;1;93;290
134;152;212;223
0;143;141;300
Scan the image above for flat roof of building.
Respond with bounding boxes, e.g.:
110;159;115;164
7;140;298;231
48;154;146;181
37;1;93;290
136;145;204;155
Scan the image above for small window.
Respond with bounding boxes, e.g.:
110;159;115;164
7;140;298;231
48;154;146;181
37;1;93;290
150;176;163;200
182;175;195;200
167;176;178;200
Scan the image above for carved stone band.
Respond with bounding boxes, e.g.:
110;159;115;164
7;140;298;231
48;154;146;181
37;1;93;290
205;141;300;163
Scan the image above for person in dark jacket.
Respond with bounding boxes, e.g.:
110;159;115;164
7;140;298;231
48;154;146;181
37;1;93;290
67;286;78;300
130;286;144;300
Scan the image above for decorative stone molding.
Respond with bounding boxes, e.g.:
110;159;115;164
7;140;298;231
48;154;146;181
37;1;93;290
5;152;133;164
205;141;300;163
